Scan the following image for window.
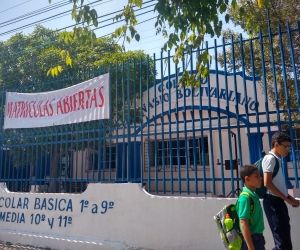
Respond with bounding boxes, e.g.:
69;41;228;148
105;145;116;169
147;137;209;170
157;140;186;166
86;145;117;171
189;137;209;166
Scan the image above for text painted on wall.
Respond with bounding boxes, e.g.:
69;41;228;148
0;197;114;229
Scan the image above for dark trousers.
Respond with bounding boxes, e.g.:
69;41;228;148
241;234;265;250
263;194;292;250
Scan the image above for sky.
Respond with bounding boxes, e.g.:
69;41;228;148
0;0;247;76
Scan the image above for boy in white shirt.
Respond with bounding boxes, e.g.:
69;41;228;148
262;132;299;250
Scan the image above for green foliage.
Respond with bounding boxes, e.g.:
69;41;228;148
47;0;269;88
228;0;299;36
121;0;233;87
218;0;300;123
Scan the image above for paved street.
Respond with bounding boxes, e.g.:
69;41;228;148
0;242;51;250
0;242;148;250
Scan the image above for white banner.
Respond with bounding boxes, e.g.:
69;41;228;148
4;73;110;129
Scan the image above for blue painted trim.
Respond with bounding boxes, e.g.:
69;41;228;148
134;105;249;135
144;70;261;91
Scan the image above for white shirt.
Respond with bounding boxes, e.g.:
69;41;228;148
262;151;288;197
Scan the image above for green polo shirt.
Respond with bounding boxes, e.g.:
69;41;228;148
236;187;264;234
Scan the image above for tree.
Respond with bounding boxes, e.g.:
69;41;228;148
0;25;120;88
217;0;300;124
0;25;154;192
47;0;268;87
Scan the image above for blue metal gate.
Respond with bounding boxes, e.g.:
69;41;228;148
0;22;299;197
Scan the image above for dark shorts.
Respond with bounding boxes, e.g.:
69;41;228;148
241;233;265;250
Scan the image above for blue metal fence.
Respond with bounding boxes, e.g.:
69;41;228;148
0;22;299;197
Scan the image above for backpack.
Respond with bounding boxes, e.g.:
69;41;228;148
213;192;254;250
254;153;280;198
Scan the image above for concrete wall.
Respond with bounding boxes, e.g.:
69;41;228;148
0;183;300;250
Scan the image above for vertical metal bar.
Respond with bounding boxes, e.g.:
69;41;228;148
97;112;102;183
108;64;113;182
190;48;198;195
58;127;62;193
87;67;95;185
92;122;96;182
133;58;137;182
80;69;86;190
0;87;5;184
167;50;174;194
127;59;131;182
33;141;38;191
37;131;42;189
222;37;234;196
16;136;21;191
55;127;60;193
122;61;126;181
153;53;158;194
139;56;144;186
231;36;243;195
287;22;300;186
0;88;4;186
249;39;262;155
175;59;181;194
0;87;4;131
24;130;31;192
75;69;81;191
2;134;7;187
0;141;3;184
239;34;252;164
268;21;281;131
160;51;166;194
75;120;79;192
86;122;90;186
147;55;151;192
43;129;48;192
182;57;190;195
278;24;298;185
214;39;225;195
70;133;74;192
259;30;272;147
197;47;206;195
6;128;13;190
32;132;37;192
92;68;97;183
10;136;15;191
100;66;106;182
115;63;119;183
206;41;215;196
20;134;25;191
64;126;69;187
80;125;84;192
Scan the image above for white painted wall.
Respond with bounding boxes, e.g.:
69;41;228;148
1;183;300;250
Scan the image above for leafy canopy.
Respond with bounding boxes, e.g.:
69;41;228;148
48;0;266;87
217;0;300;124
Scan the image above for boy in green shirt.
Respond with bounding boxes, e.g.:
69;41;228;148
236;164;265;250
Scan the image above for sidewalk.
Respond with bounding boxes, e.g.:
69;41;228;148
0;242;50;250
0;242;148;250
